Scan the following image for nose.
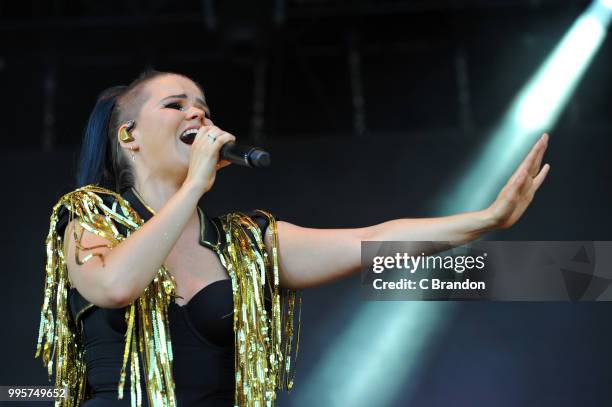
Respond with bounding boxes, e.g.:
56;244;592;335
185;106;205;123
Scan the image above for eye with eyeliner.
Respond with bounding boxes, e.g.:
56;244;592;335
164;101;211;118
164;101;184;111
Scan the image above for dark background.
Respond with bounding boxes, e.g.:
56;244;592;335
1;0;611;406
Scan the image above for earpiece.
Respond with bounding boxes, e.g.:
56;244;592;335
118;120;136;142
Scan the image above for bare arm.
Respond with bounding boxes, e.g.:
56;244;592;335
64;183;202;308
270;210;494;289
270;134;550;290
64;125;235;308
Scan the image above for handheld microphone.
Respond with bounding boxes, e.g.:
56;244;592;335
179;131;271;168
220;143;271;168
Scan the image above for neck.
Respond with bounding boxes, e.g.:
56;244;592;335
133;175;184;213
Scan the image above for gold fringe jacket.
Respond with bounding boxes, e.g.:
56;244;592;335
35;184;302;407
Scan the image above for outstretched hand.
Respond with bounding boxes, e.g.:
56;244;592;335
486;133;550;230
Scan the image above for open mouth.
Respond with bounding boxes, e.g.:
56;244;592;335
179;128;199;145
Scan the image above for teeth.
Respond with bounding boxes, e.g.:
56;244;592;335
181;128;199;137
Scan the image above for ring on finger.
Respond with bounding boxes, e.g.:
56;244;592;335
208;133;217;142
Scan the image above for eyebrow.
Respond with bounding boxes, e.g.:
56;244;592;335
160;94;210;112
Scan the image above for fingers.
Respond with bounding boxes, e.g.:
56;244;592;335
520;133;549;192
201;125;235;143
184;125;237;194
532;163;550;191
211;132;236;149
493;135;551;228
216;160;232;170
202;127;236;170
513;162;550;204
519;134;545;175
528;133;549;177
194;126;236;154
509;133;549;184
512;168;529;196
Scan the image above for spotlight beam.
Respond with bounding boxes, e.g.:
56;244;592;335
294;2;611;406
439;0;611;214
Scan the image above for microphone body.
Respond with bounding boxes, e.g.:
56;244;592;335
220;143;271;168
179;130;270;168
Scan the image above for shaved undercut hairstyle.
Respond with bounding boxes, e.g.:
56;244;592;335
76;69;204;192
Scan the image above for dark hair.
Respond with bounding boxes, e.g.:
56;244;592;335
76;70;179;192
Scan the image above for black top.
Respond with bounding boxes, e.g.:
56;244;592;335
58;188;272;406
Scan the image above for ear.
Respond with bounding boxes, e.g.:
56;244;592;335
117;121;140;152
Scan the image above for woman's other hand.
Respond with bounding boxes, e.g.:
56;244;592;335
486;133;551;230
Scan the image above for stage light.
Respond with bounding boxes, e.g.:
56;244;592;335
292;302;451;407
439;0;611;214
294;2;610;406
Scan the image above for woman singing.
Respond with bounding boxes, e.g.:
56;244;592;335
36;70;550;407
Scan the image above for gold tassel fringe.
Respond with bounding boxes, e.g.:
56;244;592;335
36;185;302;407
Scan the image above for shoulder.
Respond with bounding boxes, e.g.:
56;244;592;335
216;209;282;238
247;210;281;236
210;210;282;253
53;185;134;238
53;185;121;215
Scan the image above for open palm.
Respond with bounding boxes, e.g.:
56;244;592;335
487;133;551;229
